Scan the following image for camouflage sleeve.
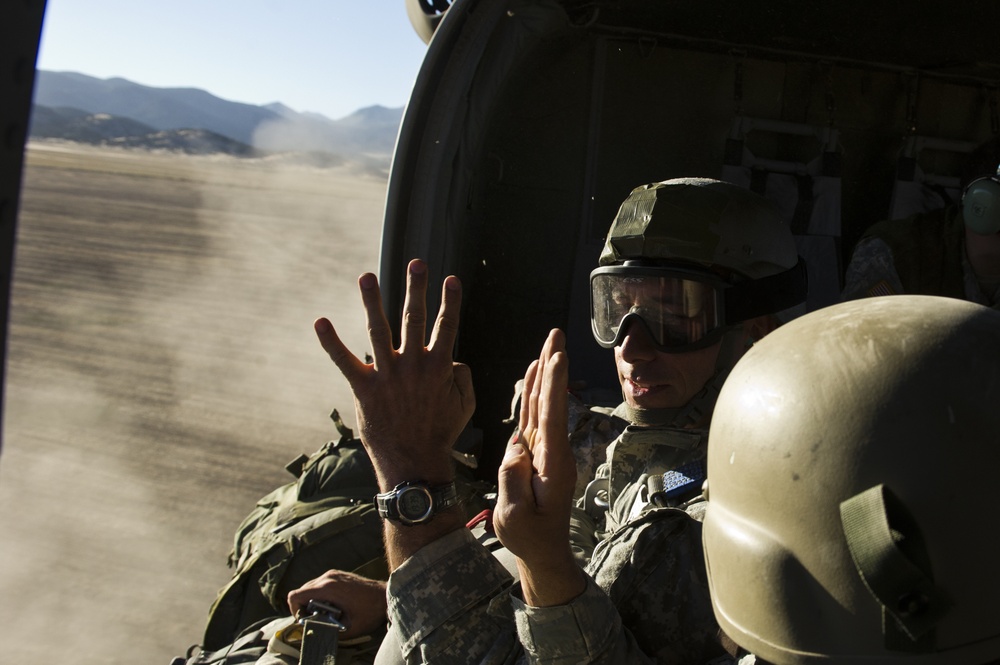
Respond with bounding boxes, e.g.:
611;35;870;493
511;575;657;664
569;504;598;566
585;506;728;664
385;528;523;664
508;507;724;664
840;237;905;300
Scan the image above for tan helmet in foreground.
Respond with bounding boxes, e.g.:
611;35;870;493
704;295;1000;664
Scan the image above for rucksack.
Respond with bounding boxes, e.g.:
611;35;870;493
173;617;276;665
201;410;386;651
174;612;384;665
196;409;492;654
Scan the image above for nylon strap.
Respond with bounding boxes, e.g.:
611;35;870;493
723;258;808;324
647;458;707;508
839;484;950;649
299;619;339;665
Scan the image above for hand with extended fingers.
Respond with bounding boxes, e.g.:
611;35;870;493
493;329;587;607
314;259;473;567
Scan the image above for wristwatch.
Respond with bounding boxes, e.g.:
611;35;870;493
375;480;459;526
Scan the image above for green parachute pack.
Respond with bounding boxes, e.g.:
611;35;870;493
201;410;385;651
185;409;491;663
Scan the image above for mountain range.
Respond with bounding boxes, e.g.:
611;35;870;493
30;71;404;161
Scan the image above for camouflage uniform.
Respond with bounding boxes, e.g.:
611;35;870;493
841;206;1000;307
381;178;806;663
382;423;728;664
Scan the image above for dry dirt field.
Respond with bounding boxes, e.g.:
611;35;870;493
0;143;387;663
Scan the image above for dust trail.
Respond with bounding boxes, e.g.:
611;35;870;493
0;143;384;663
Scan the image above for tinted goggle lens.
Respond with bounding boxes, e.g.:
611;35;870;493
591;269;725;351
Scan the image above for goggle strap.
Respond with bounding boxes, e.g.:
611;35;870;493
723;258;808;324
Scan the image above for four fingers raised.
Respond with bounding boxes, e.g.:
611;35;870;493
314;316;367;386
358;272;394;370
428;274;462;355
400;259;429;354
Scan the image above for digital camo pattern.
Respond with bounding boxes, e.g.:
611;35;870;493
598;426;707;534
843;235;1000;307
508;384;625;501
587;504;726;664
384;426;728;664
567;395;623;499
840;237;905;300
385;530;522;664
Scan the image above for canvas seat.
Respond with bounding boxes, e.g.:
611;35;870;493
720;115;843;315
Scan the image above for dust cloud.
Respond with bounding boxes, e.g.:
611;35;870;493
0;143;385;663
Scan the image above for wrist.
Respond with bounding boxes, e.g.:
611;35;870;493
375;480;459;526
367;449;455;491
516;552;586;607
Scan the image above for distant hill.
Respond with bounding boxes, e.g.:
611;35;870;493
30;106;156;143
28;105;258;156
30;71;403;159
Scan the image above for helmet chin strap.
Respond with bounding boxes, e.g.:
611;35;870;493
619;326;746;429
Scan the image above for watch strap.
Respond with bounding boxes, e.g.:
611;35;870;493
375;480;459;525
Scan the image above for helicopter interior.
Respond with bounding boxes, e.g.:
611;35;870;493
386;0;1000;473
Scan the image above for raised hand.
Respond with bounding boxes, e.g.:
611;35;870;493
314;258;473;486
314;259;473;567
493;329;586;606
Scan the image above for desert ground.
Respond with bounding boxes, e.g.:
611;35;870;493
0;143;387;663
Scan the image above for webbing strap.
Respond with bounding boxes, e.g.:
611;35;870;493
840;484;950;649
723;258;808;324
299;619;339;665
647;458;706;508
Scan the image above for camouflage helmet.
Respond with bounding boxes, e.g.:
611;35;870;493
591;178;806;352
598;177;799;278
703;296;1000;664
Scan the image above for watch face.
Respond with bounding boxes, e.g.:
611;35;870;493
398;485;433;523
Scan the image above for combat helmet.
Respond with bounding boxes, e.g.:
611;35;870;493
591;177;806;354
703;295;1000;664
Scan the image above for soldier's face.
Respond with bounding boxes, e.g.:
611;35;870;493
614;316;721;410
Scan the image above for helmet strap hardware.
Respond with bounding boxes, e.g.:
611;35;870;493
840;484;951;650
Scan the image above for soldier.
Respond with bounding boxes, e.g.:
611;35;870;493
573;177;806;555
313;177;807;663
842;139;1000;308
704;295;1000;663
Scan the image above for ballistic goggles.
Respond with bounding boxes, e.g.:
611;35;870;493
590;259;807;352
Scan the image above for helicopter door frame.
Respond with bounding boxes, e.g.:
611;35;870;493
0;0;48;453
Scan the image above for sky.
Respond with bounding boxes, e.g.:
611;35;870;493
35;0;431;121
